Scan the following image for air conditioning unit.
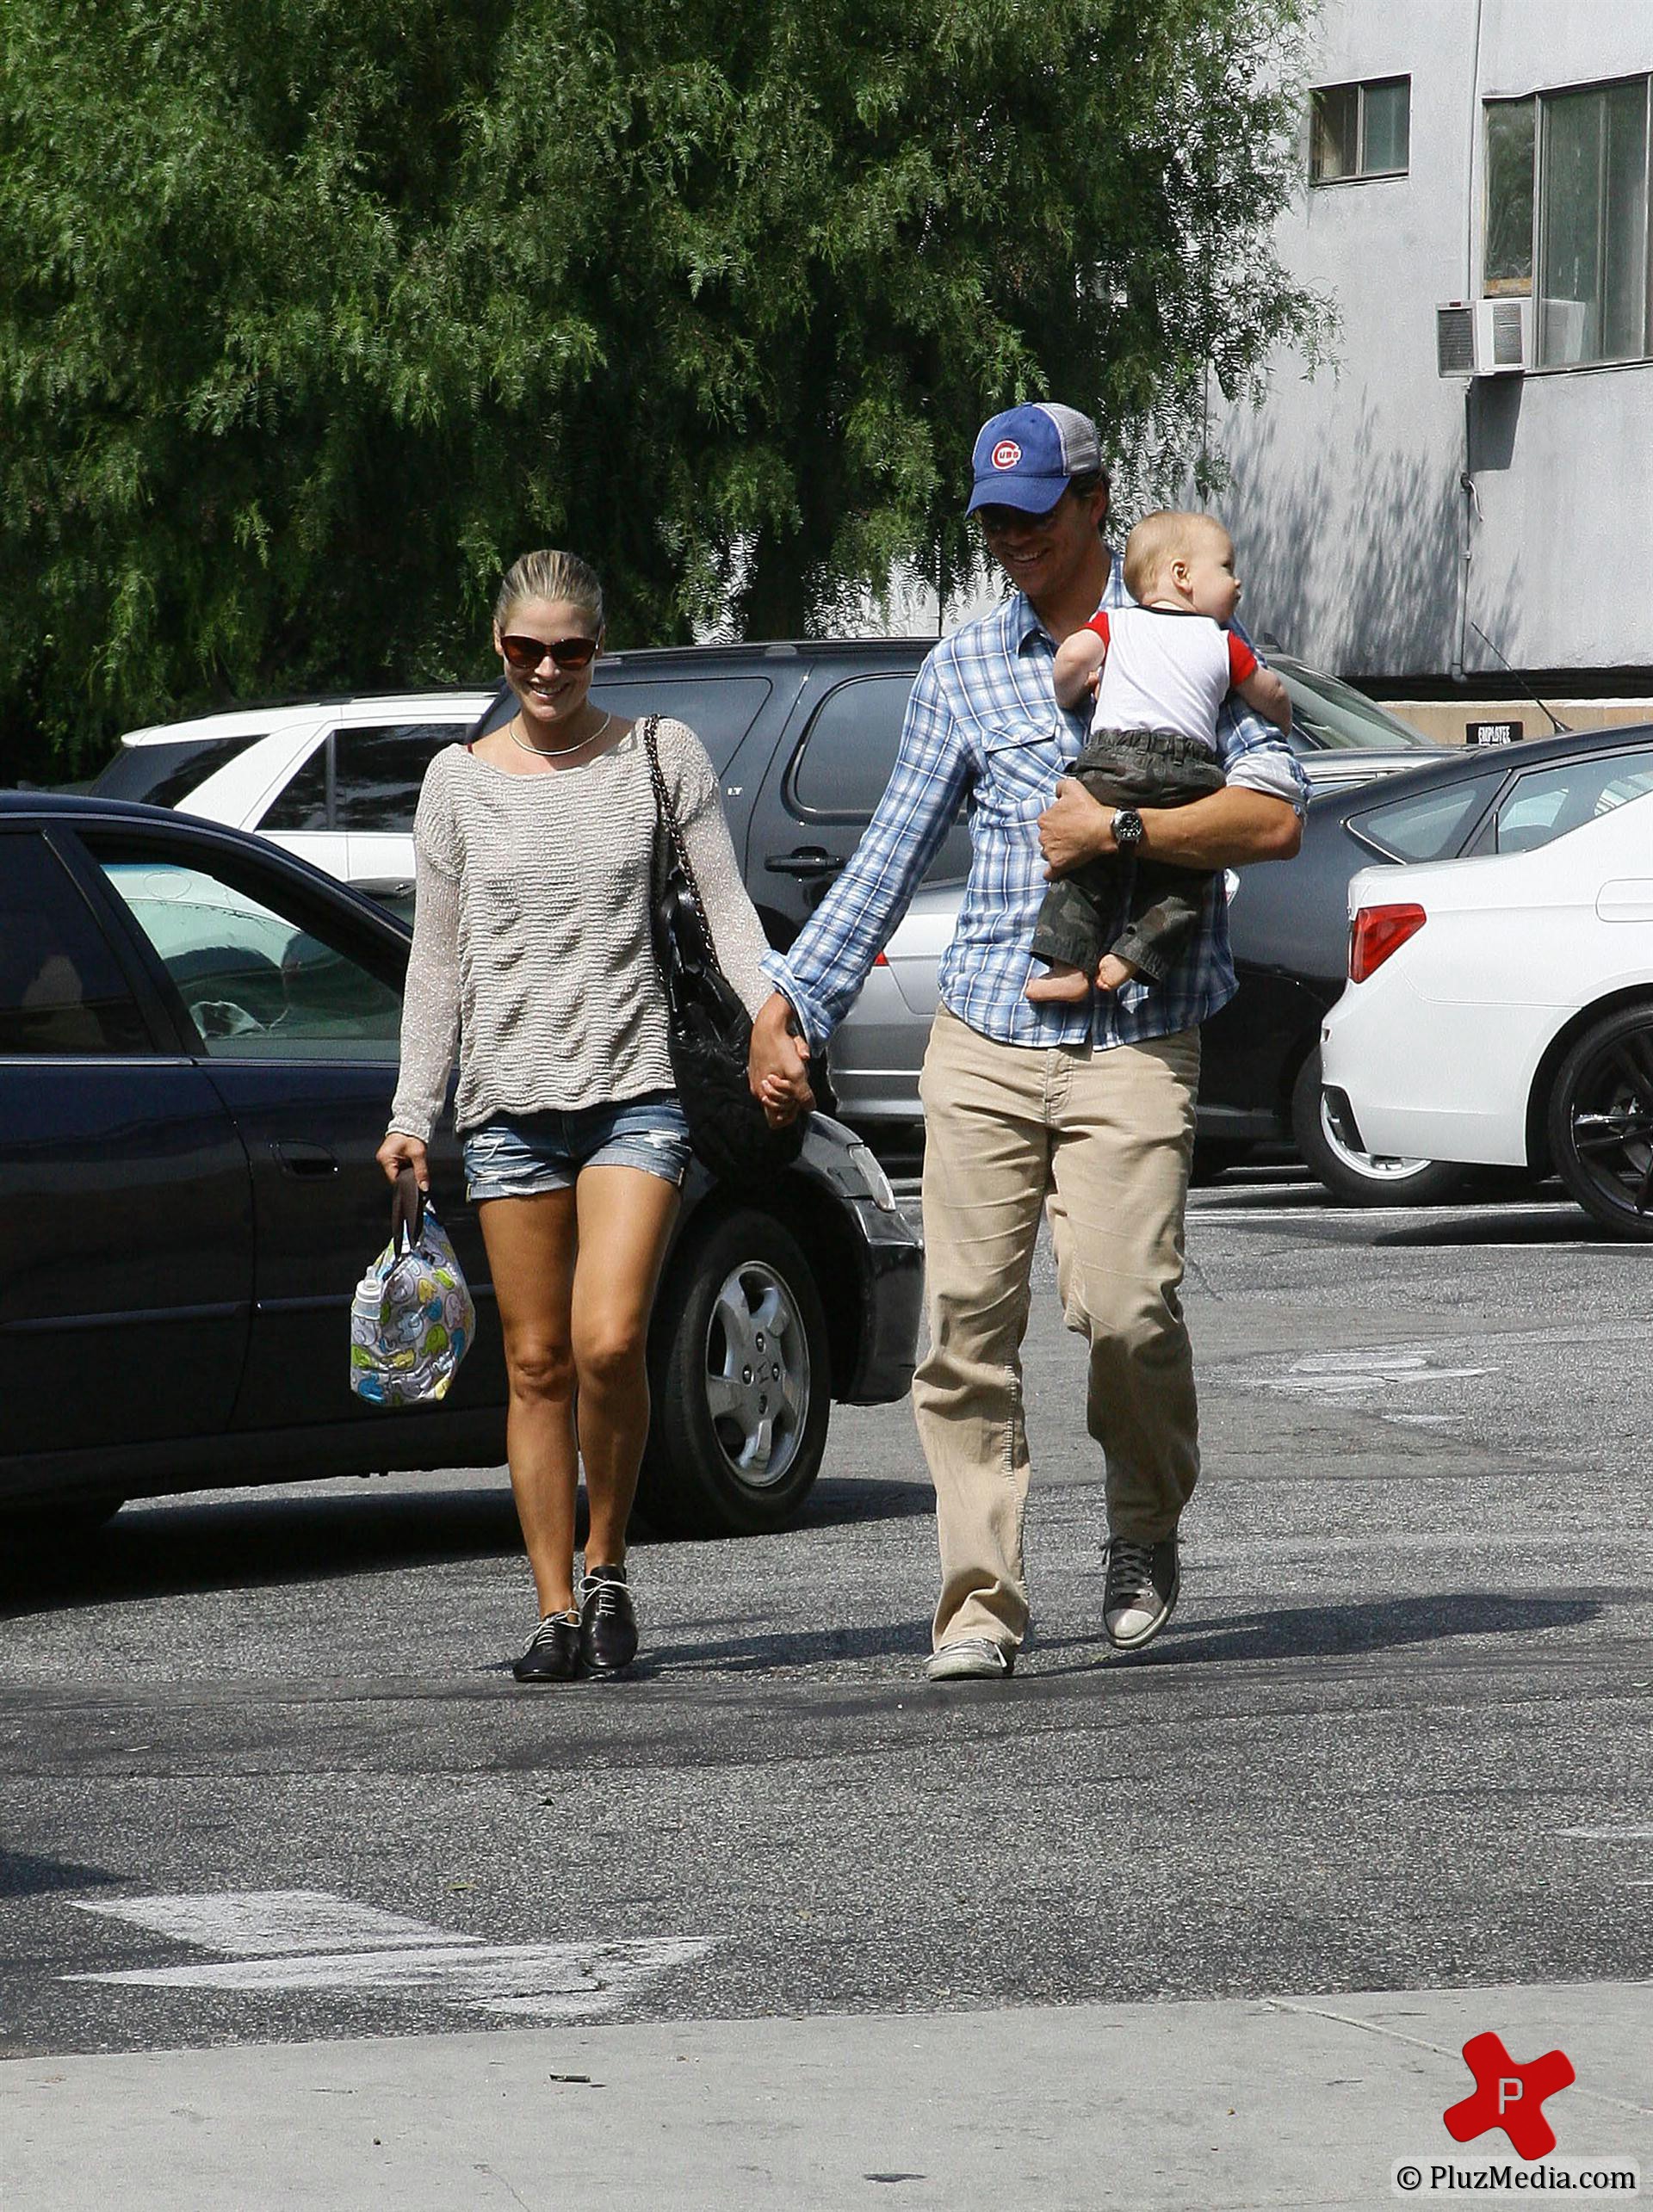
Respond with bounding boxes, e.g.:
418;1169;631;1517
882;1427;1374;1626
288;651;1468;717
1435;298;1531;376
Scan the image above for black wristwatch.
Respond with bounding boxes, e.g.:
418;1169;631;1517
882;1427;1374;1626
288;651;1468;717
1111;806;1146;852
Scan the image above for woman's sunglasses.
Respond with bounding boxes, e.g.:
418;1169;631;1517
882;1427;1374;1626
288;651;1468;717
500;633;599;674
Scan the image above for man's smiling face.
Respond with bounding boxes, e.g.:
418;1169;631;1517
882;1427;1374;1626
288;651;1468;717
975;483;1110;608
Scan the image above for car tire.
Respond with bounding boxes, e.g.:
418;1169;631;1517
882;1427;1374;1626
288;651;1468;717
1291;1048;1463;1206
1547;1003;1653;1241
638;1208;832;1538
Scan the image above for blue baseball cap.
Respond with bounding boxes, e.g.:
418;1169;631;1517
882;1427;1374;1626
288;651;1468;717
967;403;1105;516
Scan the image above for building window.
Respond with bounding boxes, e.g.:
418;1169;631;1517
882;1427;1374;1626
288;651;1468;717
1310;77;1410;183
1483;100;1535;294
1484;78;1652;368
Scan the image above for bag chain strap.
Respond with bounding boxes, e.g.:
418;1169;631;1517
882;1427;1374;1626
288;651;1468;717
642;714;721;969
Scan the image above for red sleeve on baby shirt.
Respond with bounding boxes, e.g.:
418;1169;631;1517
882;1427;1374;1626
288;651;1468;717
1227;632;1258;685
1085;610;1111;645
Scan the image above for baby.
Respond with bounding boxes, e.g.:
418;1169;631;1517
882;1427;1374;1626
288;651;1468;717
1025;510;1291;1004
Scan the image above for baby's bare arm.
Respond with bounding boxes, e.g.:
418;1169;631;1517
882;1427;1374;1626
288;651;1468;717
1053;630;1108;712
1237;664;1291;733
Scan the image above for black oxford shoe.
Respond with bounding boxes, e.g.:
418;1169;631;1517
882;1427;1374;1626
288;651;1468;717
579;1567;639;1677
512;1610;584;1683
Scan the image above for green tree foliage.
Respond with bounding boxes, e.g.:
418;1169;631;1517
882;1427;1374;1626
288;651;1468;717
0;0;1325;771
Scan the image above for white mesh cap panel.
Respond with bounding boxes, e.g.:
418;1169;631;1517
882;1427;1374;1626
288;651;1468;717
1031;404;1103;476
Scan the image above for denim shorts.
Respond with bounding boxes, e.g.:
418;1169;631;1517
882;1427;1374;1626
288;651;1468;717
461;1093;692;1201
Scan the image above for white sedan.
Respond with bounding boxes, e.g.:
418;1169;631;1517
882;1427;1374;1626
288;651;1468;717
1320;788;1653;1237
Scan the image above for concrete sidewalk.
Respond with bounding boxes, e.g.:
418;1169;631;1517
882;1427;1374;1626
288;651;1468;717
3;1980;1649;2210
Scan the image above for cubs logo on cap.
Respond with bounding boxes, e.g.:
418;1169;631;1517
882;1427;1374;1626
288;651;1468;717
968;403;1104;516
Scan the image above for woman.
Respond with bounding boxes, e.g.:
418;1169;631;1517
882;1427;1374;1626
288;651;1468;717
376;550;772;1682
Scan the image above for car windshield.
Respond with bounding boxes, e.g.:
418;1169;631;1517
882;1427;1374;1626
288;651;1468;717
90;733;258;807
1274;658;1435;751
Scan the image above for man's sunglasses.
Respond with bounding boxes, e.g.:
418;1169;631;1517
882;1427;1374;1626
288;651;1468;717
500;633;599;673
975;485;1091;535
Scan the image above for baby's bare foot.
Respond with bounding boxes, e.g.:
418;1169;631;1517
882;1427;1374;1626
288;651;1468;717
1026;961;1092;1004
1093;955;1139;992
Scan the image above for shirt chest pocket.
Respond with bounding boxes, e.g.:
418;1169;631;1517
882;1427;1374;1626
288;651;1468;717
976;721;1074;822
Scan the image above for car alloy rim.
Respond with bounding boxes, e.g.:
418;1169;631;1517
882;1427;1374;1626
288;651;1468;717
702;1262;811;1489
1316;1093;1434;1183
1567;1027;1653;1220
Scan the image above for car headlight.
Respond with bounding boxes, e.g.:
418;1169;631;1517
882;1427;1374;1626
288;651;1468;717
846;1141;900;1212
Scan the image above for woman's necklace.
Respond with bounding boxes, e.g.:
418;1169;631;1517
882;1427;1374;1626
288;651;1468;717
506;711;610;761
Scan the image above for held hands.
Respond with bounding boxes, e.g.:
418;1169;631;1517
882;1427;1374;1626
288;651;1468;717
749;992;814;1128
375;1130;430;1190
1037;779;1117;878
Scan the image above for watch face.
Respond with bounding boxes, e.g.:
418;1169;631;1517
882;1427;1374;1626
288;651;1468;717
1114;808;1144;848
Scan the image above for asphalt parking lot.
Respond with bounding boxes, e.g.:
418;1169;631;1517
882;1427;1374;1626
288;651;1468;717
2;1158;1649;2204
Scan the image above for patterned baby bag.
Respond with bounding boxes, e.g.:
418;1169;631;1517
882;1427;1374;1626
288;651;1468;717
349;1167;475;1407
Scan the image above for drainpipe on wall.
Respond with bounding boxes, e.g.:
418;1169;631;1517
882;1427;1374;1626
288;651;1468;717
1453;389;1474;684
1453;0;1488;686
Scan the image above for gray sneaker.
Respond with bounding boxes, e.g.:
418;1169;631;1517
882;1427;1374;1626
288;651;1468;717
925;1636;1014;1682
1103;1535;1180;1651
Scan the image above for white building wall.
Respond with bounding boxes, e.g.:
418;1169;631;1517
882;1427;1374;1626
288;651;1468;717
1222;0;1653;683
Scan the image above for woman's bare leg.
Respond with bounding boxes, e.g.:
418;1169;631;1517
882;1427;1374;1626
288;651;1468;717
570;1165;682;1567
477;1189;580;1616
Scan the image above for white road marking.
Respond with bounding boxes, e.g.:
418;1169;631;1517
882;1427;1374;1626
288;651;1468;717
1202;1529;1644;1557
1189;1205;1588;1229
1265;1357;1489;1396
65;1889;718;2019
67;1937;716;2018
1191;1206;1403;1221
1557;1828;1653;1842
1247;1347;1491;1431
71;1890;467;1956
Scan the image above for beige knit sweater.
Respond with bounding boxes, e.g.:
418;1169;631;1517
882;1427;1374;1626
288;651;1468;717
387;719;773;1141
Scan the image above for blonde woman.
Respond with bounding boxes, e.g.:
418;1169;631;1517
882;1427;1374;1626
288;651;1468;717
376;551;772;1682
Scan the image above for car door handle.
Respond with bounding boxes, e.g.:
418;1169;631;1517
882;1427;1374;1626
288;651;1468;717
350;878;414;899
765;848;846;879
271;1140;339;1178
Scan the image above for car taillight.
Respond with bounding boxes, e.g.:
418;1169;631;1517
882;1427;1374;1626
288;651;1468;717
1349;902;1427;983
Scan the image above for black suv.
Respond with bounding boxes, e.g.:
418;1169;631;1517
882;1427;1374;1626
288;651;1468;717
586;640;972;949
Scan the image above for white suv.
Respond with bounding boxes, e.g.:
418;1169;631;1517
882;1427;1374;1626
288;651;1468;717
91;693;494;919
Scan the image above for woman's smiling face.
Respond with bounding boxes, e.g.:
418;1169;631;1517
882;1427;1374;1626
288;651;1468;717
494;596;604;730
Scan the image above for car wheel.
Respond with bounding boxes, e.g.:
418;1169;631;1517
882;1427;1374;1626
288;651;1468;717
638;1209;832;1538
1547;1004;1653;1241
1291;1048;1463;1206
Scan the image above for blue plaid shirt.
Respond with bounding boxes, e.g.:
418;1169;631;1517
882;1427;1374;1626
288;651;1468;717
763;556;1309;1053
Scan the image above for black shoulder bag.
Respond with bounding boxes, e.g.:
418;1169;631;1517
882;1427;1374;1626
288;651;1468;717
641;717;807;1189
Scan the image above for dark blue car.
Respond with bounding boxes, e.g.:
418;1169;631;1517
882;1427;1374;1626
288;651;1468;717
0;791;921;1539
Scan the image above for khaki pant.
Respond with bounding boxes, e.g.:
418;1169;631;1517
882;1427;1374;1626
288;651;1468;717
913;1005;1201;1652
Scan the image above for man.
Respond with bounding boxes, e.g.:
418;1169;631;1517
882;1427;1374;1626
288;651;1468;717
751;402;1305;1680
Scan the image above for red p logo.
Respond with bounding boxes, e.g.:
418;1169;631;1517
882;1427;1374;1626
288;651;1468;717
1444;2033;1575;2160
